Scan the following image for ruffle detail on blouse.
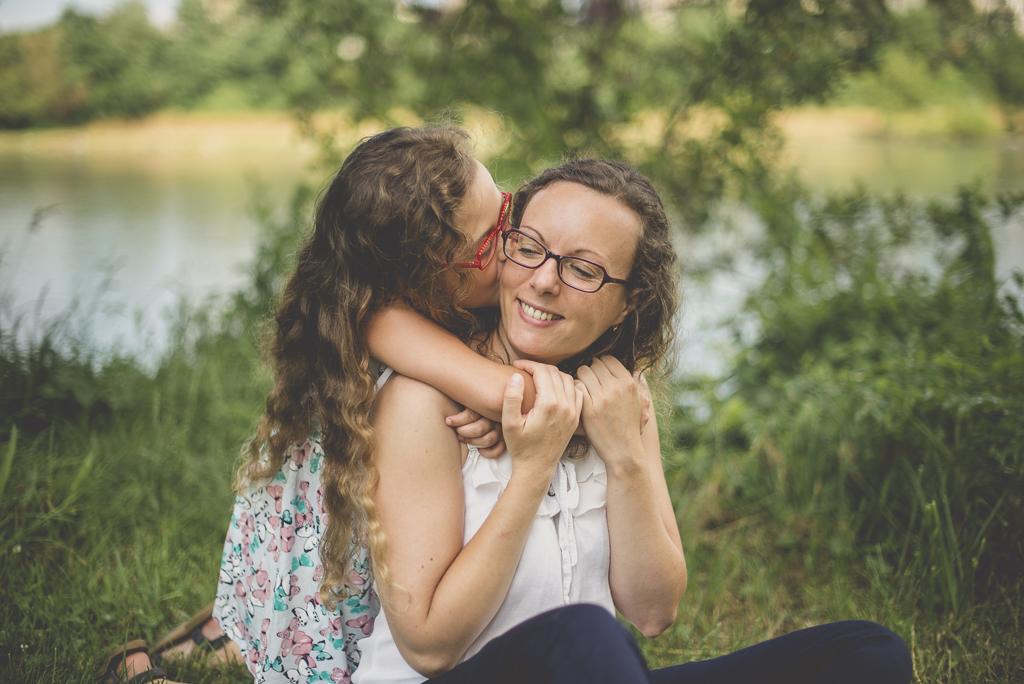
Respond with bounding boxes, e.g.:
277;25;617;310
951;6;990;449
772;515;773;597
464;448;607;518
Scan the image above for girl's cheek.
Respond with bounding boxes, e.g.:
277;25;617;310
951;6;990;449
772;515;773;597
485;264;501;308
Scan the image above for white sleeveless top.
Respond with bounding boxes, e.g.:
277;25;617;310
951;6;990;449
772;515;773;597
353;372;615;684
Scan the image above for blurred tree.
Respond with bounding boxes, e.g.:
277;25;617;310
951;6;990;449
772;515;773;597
59;3;170;120
0;29;72;127
244;0;893;223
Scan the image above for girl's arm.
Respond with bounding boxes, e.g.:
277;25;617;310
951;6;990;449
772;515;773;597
366;302;535;421
575;358;687;638
369;366;579;677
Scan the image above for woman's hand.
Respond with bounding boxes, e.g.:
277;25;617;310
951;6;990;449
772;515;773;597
502;360;582;479
576;356;645;472
445;408;505;459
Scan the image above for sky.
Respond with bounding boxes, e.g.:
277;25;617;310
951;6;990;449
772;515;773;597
0;0;178;32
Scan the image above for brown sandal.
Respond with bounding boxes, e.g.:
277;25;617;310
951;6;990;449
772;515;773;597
153;602;230;659
100;640;167;684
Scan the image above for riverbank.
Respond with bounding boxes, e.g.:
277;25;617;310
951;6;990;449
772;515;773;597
0;111;318;169
4;105;1022;162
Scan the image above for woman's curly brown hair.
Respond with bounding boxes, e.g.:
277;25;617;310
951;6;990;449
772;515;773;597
234;126;478;609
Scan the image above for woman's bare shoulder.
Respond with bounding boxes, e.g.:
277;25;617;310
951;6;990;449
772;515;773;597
372;373;462;432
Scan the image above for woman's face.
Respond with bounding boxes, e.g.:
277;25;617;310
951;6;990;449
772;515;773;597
451;158;506;309
498;181;638;365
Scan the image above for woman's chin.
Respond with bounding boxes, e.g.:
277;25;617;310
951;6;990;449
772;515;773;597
504;332;579;367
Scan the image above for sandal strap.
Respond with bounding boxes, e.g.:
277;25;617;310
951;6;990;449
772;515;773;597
123;667;167;684
103;642;152;684
187;627;232;654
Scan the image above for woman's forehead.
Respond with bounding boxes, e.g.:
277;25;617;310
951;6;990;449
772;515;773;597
520;181;640;269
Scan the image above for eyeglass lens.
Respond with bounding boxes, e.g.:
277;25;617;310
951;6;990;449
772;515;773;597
504;231;609;292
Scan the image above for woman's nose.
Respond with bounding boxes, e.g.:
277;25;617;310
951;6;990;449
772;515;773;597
530;257;562;294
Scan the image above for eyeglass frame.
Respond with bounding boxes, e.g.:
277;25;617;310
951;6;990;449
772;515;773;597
452;192;513;270
500;229;632;293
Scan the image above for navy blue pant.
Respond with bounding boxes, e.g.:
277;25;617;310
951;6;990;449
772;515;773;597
430;604;912;684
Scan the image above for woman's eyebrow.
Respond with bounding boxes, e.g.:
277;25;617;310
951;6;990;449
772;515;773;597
518;224;546;242
518;224;609;261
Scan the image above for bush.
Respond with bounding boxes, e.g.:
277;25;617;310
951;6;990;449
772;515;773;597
670;185;1024;619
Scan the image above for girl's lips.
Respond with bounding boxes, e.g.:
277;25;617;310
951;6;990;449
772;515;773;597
518;299;563;324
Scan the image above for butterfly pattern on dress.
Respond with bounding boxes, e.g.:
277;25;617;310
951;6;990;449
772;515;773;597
215;427;380;683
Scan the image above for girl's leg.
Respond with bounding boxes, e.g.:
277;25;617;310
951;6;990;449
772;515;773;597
650;621;912;684
431;604;652;684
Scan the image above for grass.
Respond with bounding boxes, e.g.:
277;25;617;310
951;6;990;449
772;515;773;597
2;186;1022;682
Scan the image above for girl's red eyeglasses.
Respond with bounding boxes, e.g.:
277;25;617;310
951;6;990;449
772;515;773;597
453;192;512;270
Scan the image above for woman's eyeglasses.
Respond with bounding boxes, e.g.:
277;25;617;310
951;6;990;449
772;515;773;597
454;192;512;271
501;230;631;293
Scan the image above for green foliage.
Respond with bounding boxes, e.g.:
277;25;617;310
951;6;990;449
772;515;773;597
249;0;894;222
58;3;171;121
670;185;1024;620
0;0;297;127
0;186;312;681
835;2;1024;119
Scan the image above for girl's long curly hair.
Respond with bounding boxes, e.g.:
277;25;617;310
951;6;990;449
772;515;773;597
234;126;477;610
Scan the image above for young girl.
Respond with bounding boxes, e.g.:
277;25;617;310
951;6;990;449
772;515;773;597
102;125;541;684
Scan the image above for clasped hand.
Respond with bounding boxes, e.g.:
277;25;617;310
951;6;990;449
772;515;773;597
501;360;582;478
575;356;646;471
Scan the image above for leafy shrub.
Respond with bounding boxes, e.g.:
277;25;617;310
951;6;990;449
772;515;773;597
671;185;1024;618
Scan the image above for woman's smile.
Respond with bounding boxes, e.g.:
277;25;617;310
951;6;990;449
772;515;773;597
517;299;564;323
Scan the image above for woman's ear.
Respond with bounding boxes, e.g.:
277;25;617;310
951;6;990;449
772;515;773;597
612;291;638;327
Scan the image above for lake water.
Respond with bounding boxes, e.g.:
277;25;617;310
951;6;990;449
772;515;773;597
0;143;313;357
1;124;1022;373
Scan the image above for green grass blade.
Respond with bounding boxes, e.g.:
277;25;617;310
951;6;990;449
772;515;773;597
0;426;16;501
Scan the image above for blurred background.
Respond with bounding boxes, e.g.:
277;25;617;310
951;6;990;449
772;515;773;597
1;1;1022;682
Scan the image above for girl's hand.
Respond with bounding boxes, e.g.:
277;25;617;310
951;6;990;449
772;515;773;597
502;360;582;479
576;356;645;469
445;408;505;459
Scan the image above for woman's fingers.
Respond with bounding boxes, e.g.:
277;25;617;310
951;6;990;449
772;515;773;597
503;361;581;473
573;377;586;414
527;362;558;411
502;372;526;430
637;372;653;432
560;370;579;410
598;355;630;378
576;364;600;392
577;356;642;430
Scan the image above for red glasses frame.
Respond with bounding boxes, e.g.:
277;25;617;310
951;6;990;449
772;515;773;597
454;192;512;270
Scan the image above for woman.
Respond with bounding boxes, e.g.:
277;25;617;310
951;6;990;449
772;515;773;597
102;125;536;684
344;159;913;684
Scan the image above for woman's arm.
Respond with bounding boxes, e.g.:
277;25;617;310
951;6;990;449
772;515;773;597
366;302;535;420
575;358;687;638
370;366;580;677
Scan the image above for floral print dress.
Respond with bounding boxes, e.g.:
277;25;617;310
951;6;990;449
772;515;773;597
214;425;379;684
